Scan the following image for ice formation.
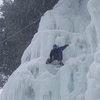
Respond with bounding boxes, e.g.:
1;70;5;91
0;89;2;95
0;0;100;100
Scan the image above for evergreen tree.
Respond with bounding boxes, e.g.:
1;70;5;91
0;0;58;75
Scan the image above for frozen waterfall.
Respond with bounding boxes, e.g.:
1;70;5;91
1;0;100;100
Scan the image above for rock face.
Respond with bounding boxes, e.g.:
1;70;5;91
1;0;100;100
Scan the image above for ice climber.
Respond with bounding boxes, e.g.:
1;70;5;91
46;44;69;66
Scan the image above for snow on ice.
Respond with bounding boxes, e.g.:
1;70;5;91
0;89;2;96
0;0;100;100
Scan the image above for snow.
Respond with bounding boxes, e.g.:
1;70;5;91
0;89;3;96
1;0;100;100
0;0;3;5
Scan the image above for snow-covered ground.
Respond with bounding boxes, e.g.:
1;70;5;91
0;0;100;100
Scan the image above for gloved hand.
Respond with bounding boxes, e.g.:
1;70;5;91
65;44;69;47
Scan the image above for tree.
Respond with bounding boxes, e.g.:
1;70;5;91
0;0;58;75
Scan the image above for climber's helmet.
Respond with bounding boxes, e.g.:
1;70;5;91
53;44;58;49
